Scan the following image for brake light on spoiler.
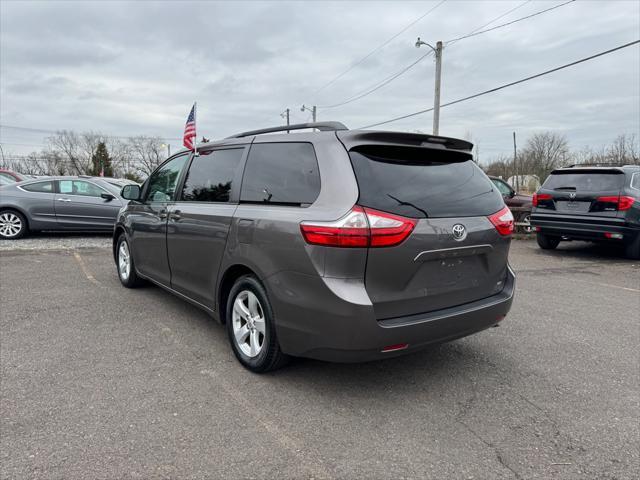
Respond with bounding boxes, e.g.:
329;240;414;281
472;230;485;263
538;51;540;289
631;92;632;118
300;206;416;248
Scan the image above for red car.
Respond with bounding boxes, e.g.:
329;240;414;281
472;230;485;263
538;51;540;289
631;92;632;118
0;169;26;185
490;176;533;233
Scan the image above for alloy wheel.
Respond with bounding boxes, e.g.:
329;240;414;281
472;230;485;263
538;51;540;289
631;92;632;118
118;241;131;281
0;212;22;238
232;290;266;358
520;214;533;234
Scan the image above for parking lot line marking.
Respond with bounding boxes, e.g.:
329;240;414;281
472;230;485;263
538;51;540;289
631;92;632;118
73;251;101;285
571;278;639;293
199;368;332;479
151;317;331;479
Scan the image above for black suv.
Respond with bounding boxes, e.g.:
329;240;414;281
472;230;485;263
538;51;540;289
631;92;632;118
531;165;640;259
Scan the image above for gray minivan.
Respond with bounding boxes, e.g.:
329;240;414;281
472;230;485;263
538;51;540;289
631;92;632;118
114;122;516;372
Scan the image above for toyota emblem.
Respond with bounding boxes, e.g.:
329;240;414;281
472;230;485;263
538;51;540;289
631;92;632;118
452;224;467;241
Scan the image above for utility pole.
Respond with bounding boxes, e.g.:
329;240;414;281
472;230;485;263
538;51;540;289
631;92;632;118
513;131;519;191
301;104;317;123
280;108;290;133
416;38;443;136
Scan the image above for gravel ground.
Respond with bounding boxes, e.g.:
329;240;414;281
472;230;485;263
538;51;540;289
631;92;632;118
0;232;111;251
1;239;639;479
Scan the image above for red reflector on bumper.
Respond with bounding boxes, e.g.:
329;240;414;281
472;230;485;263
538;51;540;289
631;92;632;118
381;343;409;353
604;232;623;239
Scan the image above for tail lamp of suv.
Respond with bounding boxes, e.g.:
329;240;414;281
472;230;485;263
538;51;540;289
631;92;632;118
488;206;514;236
532;193;552;207
300;206;416;248
596;195;635;211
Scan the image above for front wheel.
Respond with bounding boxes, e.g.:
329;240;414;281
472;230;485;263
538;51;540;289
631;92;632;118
226;275;288;373
536;232;560;250
116;234;143;287
0;210;28;240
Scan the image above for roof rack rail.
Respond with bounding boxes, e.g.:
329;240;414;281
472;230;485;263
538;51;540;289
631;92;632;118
226;121;348;139
566;162;627;168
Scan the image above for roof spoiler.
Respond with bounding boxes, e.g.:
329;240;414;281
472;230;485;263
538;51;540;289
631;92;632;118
337;130;473;154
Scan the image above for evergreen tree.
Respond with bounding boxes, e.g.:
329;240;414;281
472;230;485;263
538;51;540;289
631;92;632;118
91;142;113;177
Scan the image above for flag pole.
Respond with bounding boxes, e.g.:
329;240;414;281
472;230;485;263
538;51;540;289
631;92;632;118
193;101;198;156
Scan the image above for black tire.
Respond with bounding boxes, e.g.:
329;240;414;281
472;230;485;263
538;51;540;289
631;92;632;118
115;233;143;288
624;235;640;260
226;275;288;373
0;209;28;240
536;232;560;250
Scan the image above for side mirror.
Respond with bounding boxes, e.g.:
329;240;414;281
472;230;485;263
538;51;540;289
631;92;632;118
509;190;516;198
121;184;141;201
101;192;116;201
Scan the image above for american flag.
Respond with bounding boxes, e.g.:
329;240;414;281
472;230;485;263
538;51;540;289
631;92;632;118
183;104;196;150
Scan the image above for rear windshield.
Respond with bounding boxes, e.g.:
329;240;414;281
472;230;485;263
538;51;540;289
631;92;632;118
349;149;502;218
543;172;624;192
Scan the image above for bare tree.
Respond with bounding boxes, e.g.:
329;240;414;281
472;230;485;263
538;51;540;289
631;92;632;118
607;133;639;165
518;132;570;183
127;136;166;178
47;130;105;175
482;155;514;179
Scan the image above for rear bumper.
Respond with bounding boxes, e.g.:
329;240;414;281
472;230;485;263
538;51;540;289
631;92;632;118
531;212;640;243
267;267;515;363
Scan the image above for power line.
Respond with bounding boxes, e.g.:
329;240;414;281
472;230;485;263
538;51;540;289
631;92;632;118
310;0;448;97
318;51;434;109
315;0;574;111
0;124;181;141
446;0;576;45
447;0;533;46
358;40;640;129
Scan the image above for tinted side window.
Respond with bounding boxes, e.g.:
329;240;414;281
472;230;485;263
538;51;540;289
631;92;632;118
181;148;243;202
146;154;188;202
240;143;320;205
59;180;105;197
631;172;640;191
22;181;54;193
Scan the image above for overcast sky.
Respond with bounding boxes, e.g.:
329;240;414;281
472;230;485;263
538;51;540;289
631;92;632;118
1;0;639;163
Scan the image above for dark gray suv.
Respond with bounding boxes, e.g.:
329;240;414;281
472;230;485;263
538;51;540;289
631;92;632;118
531;165;640;259
114;122;516;372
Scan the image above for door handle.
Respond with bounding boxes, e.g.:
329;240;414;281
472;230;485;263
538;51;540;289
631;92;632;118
158;208;168;220
170;210;181;221
57;198;71;202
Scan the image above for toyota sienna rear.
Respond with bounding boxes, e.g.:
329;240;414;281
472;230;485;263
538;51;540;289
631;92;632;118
114;122;516;372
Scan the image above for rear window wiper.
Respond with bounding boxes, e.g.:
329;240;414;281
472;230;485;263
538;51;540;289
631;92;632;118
553;186;577;190
387;194;429;218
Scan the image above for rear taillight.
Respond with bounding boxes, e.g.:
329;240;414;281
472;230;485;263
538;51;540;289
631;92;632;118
488;206;514;236
300;206;416;248
532;193;552;207
597;195;635;211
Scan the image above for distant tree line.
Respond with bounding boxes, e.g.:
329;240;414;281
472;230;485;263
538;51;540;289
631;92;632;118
1;131;171;182
483;132;639;187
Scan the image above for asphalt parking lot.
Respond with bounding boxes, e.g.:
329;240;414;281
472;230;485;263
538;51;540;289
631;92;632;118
1;237;638;479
